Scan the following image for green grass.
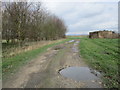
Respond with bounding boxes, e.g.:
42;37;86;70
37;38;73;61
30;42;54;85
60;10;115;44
79;37;119;88
67;37;81;39
2;38;71;80
67;35;88;39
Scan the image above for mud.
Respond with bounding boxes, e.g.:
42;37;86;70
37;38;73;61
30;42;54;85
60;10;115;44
3;40;103;88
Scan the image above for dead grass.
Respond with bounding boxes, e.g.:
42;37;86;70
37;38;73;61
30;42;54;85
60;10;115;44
3;39;64;58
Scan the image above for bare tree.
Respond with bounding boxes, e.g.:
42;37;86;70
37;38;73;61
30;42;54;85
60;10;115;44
2;1;67;45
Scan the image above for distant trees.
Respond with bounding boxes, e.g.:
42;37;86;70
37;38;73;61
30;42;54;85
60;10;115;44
2;1;67;44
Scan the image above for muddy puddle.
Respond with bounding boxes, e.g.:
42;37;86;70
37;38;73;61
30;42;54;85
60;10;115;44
74;41;80;45
72;41;80;53
59;67;101;82
68;40;75;43
72;47;79;53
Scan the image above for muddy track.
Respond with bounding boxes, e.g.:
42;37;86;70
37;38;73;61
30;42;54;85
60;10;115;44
3;40;103;88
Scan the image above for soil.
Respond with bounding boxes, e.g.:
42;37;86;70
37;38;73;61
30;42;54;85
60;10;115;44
3;40;103;88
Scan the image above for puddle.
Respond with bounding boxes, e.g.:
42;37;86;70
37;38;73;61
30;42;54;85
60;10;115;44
72;41;79;53
59;67;101;81
68;40;75;43
72;47;79;53
74;41;80;45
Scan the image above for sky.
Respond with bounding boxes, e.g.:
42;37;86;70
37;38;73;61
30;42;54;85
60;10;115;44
3;0;119;35
41;0;118;35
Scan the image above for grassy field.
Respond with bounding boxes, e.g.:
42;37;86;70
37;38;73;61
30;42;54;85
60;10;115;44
79;37;119;88
67;35;88;39
2;38;71;80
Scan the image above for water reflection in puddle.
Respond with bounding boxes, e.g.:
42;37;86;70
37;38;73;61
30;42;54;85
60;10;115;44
68;40;75;43
72;41;79;53
60;67;101;81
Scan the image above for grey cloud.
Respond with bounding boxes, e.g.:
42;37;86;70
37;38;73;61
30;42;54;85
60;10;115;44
44;1;118;35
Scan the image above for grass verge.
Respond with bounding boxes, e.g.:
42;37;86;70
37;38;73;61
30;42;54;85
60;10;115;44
2;38;71;80
79;37;119;88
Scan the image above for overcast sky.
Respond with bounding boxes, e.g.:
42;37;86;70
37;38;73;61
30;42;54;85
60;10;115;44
41;0;118;35
4;0;119;35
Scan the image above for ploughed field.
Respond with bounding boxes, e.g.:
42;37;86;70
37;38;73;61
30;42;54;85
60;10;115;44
79;38;119;88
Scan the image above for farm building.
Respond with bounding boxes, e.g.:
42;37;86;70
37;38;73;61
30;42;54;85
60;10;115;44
89;30;119;39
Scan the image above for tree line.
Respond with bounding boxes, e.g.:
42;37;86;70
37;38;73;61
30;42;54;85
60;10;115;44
2;1;67;44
